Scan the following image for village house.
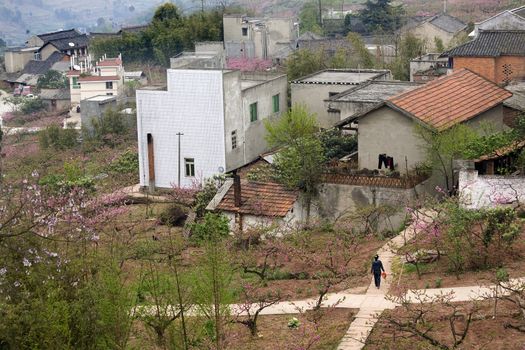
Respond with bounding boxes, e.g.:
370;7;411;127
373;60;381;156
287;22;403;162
443;30;525;84
470;5;525;38
170;42;225;69
291;69;391;128
4;29;89;73
399;13;467;51
67;56;125;105
223;14;298;60
344;69;513;174
39;88;71;112
136;69;287;190
207;175;306;233
328;80;419;130
409;53;450;82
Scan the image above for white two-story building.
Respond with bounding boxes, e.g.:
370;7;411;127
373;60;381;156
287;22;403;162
136;69;287;189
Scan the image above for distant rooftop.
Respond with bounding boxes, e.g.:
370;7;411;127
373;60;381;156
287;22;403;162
5;46;40;52
85;95;117;102
292;69;390;85
428;14;467;33
329;81;419;103
443;30;525;57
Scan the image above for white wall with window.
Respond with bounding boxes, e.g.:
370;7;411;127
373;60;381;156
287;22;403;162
137;69;227;188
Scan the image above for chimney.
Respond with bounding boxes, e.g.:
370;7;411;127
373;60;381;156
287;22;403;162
233;171;242;207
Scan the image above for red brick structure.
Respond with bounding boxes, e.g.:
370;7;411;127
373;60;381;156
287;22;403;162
443;30;525;84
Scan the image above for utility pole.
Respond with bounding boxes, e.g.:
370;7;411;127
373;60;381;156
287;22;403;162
177;132;184;187
318;0;323;27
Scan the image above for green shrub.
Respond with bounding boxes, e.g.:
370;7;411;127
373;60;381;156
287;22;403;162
39;125;79;150
39;161;94;192
20;98;45;114
434;278;442;288
190;212;229;243
158;204;188;227
108;150;139;174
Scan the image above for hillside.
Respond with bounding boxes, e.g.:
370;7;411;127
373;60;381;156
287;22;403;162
0;0;521;46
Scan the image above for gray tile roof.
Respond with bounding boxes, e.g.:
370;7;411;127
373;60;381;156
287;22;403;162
39;89;70;100
47;34;89;50
443;30;525;57
38;29;80;42
328;81;419;102
22;52;67;75
429;14;466;33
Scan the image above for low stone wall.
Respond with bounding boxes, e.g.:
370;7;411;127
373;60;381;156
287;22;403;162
459;169;525;209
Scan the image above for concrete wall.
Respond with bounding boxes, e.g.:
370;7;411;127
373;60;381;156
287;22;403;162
240;74;287;166
292;83;355;128
40;44;59;61
409;55;448;81
326;98;378;122
459;169;525;209
42;98;70;112
137;69;227;188
27;35;44;48
4;51;36;73
79;80;121;100
466;104;508;133
358;106;427;173
223;71;245;171
473;11;525;37
80;97;118;130
410;22;457;52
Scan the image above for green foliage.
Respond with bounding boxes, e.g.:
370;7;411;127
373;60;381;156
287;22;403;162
194;175;225;218
191;213;230;244
299;2;323;35
496;267;510;283
346;32;375;68
39;161;94;192
36;70;68;89
107;150;139;174
416;123;479;192
265;105;325;218
39;125;79;150
265;104;319;147
434;37;445;53
20;98;44;114
83;108;133;148
89;6;222;66
439;202;521;274
359;0;404;33
319;129;357;160
389;33;426;80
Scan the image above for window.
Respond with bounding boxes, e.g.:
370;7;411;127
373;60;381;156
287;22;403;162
249;102;258;122
72;77;80;89
242;27;248;36
329;92;339;97
106;93;113;96
272;94;280;113
34;52;41;60
106;81;113;89
184;158;195;177
231;130;237;149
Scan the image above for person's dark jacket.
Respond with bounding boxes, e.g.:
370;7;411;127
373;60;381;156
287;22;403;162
371;260;385;275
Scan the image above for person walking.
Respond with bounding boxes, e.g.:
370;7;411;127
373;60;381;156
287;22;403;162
371;255;385;289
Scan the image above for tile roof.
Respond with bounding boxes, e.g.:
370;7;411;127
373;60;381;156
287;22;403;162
46;34;89;50
22;52;67;75
37;29;80;42
39;88;70;100
388;69;512;130
78;75;120;82
429;14;467;33
444;30;525;57
97;58;122;66
216;180;298;217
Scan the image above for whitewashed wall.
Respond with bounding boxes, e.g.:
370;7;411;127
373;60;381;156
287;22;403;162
459;169;525;209
137;69;227;188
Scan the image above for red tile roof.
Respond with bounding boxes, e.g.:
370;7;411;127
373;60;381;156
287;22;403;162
388;69;512;130
78;75;120;82
97;58;122;67
66;70;80;76
216;180;298;217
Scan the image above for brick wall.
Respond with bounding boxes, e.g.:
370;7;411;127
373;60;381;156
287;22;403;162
453;56;525;84
453;57;496;82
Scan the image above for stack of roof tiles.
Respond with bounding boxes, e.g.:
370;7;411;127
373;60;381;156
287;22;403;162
388;69;512;130
216;180;298;217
